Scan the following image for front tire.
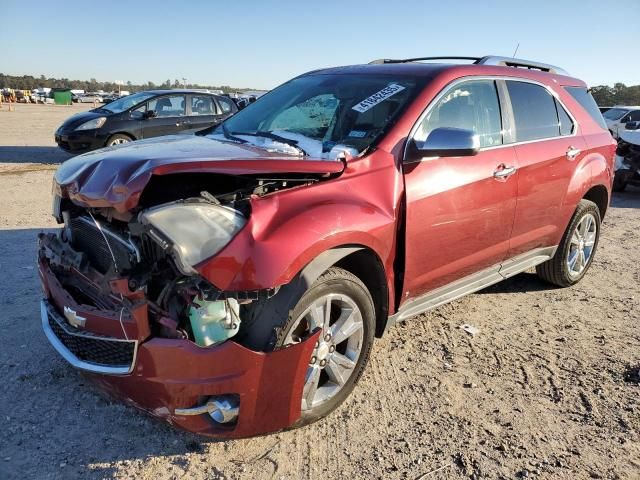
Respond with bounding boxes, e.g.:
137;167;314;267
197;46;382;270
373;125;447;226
241;267;375;425
106;134;132;147
536;199;601;287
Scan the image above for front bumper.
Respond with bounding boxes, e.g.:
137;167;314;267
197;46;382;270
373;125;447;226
55;129;106;153
39;259;318;438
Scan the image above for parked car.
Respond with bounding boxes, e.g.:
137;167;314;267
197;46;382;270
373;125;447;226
54;90;238;153
76;93;102;103
603;105;640;138
39;55;615;438
613;127;640;191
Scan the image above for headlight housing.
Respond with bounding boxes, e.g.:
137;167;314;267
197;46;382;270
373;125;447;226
140;201;247;275
74;117;107;131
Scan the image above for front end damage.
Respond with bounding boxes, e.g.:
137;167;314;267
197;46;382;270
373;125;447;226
38;166;333;437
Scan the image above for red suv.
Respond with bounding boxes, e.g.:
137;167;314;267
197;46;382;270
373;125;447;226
39;56;615;438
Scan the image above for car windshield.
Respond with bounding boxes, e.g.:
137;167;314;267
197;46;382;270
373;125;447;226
603;108;629;121
100;92;156;114
213;73;425;158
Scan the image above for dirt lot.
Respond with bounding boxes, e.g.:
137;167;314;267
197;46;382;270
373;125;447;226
0;104;638;479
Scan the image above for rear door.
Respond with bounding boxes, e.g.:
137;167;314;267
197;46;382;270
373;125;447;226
139;94;188;138
402;79;518;299
503;80;587;258
184;94;227;134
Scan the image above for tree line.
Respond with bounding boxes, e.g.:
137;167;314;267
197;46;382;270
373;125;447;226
590;83;640;107
2;72;639;106
0;73;253;94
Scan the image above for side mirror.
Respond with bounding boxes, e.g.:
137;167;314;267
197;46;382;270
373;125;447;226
410;127;480;159
143;110;157;119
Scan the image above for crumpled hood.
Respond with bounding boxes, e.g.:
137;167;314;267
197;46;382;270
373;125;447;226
54;135;344;212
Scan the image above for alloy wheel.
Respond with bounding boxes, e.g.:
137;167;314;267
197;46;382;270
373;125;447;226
284;293;364;411
567;212;597;278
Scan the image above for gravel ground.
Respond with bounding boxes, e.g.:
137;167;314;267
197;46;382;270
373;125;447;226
0;105;638;479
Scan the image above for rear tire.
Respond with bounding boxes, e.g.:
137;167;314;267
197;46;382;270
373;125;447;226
240;267;375;426
536;199;601;287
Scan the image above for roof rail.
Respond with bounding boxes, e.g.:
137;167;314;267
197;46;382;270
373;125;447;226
369;56;480;65
368;55;569;75
475;56;569;75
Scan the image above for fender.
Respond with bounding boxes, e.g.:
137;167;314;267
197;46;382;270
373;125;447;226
196;157;402;299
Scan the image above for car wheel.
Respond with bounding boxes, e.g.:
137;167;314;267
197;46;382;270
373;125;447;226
536;199;601;287
106;134;132;147
240;267;375;425
613;173;627;192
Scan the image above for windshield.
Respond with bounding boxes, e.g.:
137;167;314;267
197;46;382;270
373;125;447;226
100;91;156;114
603;108;629;121
213;73;425;158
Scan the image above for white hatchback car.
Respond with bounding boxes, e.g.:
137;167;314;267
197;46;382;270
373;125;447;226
603;106;640;138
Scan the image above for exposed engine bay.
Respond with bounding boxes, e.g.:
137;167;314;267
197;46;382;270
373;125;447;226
40;172;320;348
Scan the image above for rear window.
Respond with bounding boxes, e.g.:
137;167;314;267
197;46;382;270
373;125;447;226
506;81;560;142
565;87;608;130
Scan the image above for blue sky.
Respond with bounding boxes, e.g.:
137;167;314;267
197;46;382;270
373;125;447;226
1;0;638;89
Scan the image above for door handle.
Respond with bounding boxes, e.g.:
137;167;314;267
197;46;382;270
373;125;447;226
493;165;517;179
566;146;581;160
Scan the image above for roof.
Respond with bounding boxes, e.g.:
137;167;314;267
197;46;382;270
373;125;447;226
305;58;583;86
611;105;640;109
141;89;223;95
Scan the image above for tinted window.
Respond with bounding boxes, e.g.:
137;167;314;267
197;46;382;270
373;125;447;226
555;98;574;136
148;95;186;117
624;110;640;122
415;80;503;148
507;81;559;142
602;108;628;121
567;87;609;130
218;97;234;113
191;95;217;115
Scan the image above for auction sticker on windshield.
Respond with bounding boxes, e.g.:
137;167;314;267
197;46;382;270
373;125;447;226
352;84;406;113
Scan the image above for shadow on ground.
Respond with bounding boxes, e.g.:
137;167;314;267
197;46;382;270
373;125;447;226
0;146;74;164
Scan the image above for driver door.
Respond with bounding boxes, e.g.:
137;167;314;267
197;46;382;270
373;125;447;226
138;94;189;138
402;79;518;301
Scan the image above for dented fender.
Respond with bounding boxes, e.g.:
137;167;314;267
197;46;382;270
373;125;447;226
196;156;402;305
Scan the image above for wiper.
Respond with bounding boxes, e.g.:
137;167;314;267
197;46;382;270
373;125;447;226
220;123;247;144
231;131;307;156
96;107;112;113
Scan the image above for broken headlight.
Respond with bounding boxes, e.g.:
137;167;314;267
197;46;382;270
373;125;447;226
140;202;247;275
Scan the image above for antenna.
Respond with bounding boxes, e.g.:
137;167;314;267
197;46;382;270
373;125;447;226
512;43;520;58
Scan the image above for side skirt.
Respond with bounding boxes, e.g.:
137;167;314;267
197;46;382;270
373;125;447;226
386;246;557;328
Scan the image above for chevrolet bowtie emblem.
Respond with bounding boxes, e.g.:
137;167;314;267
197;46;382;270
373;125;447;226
63;306;86;328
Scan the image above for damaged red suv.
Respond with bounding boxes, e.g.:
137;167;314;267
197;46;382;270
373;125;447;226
39;56;615;438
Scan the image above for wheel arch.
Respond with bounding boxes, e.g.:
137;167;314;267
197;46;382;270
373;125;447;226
299;247;390;339
583;184;609;219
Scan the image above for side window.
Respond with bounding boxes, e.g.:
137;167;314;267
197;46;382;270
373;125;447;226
191;95;218;115
218;97;234;114
148;95;186;117
268;94;339;137
133;102;147;113
415;80;503;148
629;111;640;122
507;81;560;142
555;98;574;136
564;86;607;130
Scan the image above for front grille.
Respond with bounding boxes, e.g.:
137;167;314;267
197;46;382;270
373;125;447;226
70;216;139;274
42;302;136;374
